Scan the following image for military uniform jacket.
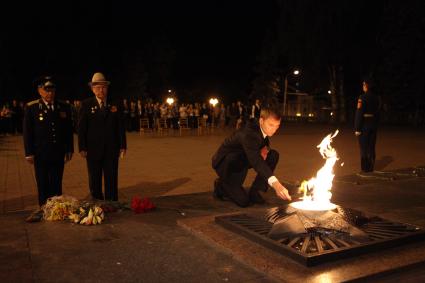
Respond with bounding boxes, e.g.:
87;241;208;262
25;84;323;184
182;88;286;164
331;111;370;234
23;99;74;160
78;97;127;160
354;91;380;132
212;119;273;180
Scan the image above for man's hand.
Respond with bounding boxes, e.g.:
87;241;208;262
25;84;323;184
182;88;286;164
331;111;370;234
120;149;126;159
65;152;73;163
355;131;361;136
271;181;292;201
25;155;34;164
79;151;87;158
260;146;269;160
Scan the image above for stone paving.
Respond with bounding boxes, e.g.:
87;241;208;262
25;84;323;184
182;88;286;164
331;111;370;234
1;123;424;214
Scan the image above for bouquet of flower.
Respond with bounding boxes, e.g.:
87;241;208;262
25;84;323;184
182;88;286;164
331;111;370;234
42;195;80;221
131;196;156;214
68;202;105;225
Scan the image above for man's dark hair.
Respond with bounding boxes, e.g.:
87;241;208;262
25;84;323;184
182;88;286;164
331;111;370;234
260;105;282;120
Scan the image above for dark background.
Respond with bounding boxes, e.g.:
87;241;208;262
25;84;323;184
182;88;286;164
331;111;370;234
0;1;275;101
1;0;424;123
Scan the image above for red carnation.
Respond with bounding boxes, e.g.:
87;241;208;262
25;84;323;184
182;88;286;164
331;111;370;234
131;196;156;214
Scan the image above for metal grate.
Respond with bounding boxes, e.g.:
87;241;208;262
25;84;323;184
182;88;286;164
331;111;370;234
215;207;425;266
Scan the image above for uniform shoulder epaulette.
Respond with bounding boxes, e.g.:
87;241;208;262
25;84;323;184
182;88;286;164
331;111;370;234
26;99;39;106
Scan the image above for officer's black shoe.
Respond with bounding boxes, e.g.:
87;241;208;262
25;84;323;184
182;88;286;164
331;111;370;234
249;188;265;204
90;194;105;201
213;178;228;201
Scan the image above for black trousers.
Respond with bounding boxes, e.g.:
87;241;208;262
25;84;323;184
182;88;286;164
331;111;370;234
34;157;64;206
358;127;377;172
214;150;279;207
87;157;119;201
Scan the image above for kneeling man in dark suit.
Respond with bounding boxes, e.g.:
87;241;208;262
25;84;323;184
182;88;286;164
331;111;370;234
212;106;291;207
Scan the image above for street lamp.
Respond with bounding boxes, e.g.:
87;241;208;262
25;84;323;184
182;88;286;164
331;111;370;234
166;97;174;105
209;98;219;127
209;97;219;107
283;69;301;116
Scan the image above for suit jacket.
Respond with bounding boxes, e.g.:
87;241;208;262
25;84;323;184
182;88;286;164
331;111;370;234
78;97;127;160
212;119;273;180
23;99;74;160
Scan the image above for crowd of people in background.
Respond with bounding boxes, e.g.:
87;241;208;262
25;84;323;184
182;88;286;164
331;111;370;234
0;98;262;135
116;98;261;132
0;100;25;135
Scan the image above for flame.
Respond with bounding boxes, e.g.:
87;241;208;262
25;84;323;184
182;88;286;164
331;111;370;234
290;130;339;211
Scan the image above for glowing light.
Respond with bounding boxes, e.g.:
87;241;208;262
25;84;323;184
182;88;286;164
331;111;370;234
209;98;219;107
296;113;301;117
328;90;332;94
166;97;174;105
308;113;314;117
168;89;172;93
290;130;339;211
293;69;300;75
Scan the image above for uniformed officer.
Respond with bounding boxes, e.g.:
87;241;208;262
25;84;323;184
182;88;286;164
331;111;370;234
355;78;380;173
23;76;74;221
78;72;127;201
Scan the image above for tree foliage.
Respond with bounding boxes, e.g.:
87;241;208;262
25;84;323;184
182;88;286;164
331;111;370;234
252;0;425;124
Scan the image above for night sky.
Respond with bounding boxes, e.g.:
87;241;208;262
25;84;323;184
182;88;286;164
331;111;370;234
1;1;276;102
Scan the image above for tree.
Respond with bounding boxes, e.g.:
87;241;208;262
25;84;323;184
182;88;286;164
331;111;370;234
252;0;387;123
375;1;425;125
122;50;148;100
144;36;176;100
250;31;281;106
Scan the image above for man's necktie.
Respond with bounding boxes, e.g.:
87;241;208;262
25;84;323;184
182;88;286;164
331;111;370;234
99;101;106;116
48;103;53;111
263;136;269;147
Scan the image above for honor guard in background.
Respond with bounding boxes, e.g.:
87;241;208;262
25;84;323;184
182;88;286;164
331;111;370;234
212;106;291;207
78;72;127;201
355;78;380;173
23;76;74;222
